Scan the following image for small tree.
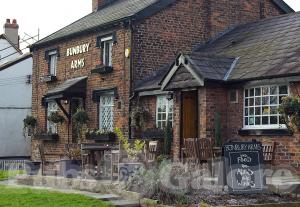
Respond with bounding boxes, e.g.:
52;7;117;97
115;127;145;161
72;108;89;142
278;96;300;132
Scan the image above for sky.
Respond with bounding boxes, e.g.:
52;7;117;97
0;0;299;52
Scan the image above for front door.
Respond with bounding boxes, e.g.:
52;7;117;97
182;91;198;139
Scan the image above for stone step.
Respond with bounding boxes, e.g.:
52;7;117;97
110;199;140;207
83;193;121;201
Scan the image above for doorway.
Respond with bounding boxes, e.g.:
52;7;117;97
181;90;198;140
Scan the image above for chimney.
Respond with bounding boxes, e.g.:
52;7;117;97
92;0;115;11
3;19;19;49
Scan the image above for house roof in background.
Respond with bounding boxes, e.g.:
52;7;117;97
0;34;22;54
31;0;176;48
0;53;32;72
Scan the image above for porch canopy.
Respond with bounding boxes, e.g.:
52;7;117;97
43;76;87;102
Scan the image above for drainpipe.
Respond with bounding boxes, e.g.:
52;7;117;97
128;19;135;139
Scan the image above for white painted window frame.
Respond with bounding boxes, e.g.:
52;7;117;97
156;95;173;129
101;36;113;67
243;84;289;130
49;50;57;76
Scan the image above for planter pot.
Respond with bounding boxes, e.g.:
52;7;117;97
25;161;41;175
36;133;59;141
60;159;81;178
86;133;116;142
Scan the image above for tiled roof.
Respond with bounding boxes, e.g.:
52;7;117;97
134;64;170;92
197;12;300;81
32;0;175;47
187;53;236;81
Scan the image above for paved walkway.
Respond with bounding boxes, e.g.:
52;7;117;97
1;180;140;207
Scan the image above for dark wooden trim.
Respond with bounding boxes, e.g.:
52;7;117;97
238;129;292;136
96;32;117;48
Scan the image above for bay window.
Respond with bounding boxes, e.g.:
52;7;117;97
156;96;173;129
244;85;288;129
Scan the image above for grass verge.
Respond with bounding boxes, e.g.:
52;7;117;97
0;170;25;181
0;185;114;207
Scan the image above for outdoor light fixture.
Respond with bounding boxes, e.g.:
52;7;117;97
125;48;131;58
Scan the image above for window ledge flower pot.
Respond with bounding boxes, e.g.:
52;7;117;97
36;133;59;141
86;133;116;142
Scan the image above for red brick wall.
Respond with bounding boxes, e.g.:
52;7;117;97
222;82;300;174
133;0;284;82
31;27;132;161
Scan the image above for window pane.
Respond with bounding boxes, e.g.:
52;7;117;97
255;107;261;115
255;97;261;105
262;117;269;125
245;118;248;125
270;116;278;124
250;89;254;97
245;98;248;107
245;89;249;98
270;96;278;105
279;86;288;95
249;117;254;125
262;106;269;115
255;88;261;96
249;98;254;106
262;87;269;96
270;106;278;115
262;97;269;105
270;86;277;95
255;117;261;125
245;108;248;116
249;107;254;116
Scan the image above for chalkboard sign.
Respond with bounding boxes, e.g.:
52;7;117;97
223;141;265;194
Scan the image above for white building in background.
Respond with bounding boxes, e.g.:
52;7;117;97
0;19;22;64
0;19;32;159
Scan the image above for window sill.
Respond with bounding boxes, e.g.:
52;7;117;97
91;65;113;75
238;128;292;136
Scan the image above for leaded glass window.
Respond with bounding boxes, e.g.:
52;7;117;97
99;94;115;131
47;101;58;134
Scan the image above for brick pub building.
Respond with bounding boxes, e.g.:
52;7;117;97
30;0;297;175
